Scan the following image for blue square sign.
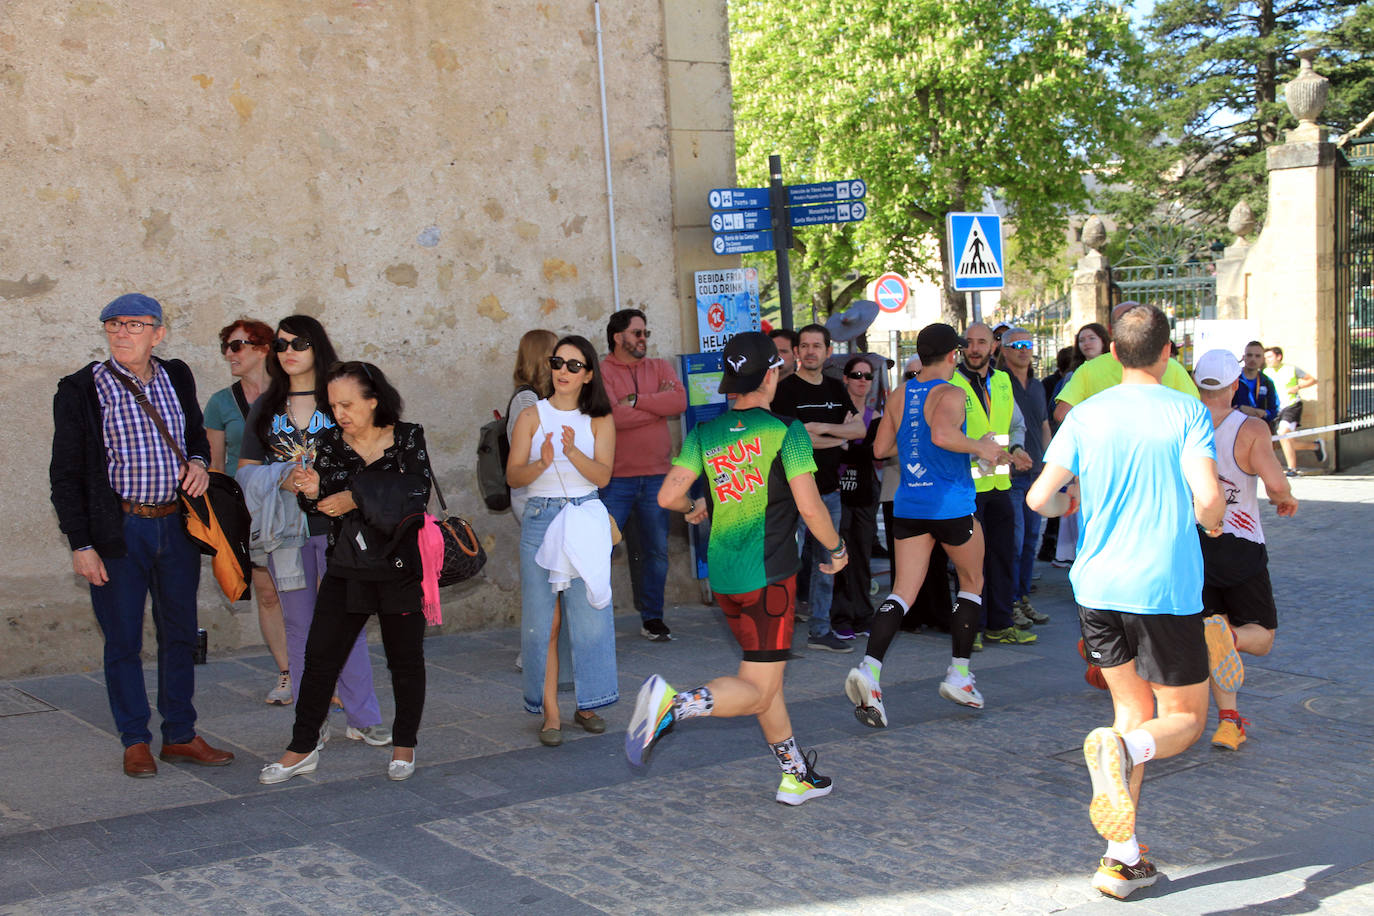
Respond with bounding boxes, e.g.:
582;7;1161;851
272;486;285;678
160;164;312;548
946;212;1004;292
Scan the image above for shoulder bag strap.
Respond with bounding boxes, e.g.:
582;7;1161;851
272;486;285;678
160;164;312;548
105;360;188;466
230;380;251;419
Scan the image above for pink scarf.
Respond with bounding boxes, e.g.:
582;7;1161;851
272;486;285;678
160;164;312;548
418;514;446;626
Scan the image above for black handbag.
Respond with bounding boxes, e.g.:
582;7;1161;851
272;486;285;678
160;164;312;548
428;469;487;586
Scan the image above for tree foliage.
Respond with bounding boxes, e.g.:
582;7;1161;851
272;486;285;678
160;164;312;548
729;0;1143;326
1323;2;1374;139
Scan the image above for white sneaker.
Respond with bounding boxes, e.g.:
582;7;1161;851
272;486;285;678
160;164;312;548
939;670;985;709
265;673;293;706
388;756;416;781
259;750;319;785
346;725;393;746
844;666;887;728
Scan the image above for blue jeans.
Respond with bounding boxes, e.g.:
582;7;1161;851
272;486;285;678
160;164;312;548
520;495;619;714
599;474;669;622
1010;475;1041;601
89;513;201;747
799;490;843;638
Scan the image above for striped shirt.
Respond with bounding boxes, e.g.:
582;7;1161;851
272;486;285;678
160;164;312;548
94;360;187;504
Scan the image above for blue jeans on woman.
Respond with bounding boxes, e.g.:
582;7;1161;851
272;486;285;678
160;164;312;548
520;494;619;715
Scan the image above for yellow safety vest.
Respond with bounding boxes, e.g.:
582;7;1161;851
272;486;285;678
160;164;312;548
950;368;1012;492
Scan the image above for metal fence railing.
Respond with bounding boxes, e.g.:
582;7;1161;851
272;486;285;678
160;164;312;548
1004;292;1074;377
1113;263;1217;368
1335;163;1374;423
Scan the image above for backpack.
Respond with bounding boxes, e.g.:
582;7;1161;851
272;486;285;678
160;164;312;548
475;386;532;511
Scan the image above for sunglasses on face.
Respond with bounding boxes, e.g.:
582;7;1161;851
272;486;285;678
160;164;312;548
1006;340;1034;351
274;337;313;352
625;329;651;340
548;355;589;373
846;371;874;381
221;339;257;354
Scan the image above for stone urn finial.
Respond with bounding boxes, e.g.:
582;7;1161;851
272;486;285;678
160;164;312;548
1285;49;1329;142
1227;200;1255;240
1081;215;1107;252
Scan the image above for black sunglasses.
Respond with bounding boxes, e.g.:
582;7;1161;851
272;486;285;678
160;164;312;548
846;371;874;381
221;339;258;354
274;337;313;352
548;355;589;373
903;370;919;380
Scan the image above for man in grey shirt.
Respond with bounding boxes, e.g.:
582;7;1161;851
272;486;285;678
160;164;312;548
1001;327;1052;626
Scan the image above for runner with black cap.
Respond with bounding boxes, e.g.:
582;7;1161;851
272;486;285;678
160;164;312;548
627;332;848;805
843;323;1014;727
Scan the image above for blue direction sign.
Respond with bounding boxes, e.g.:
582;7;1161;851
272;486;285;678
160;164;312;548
707;187;770;210
786;179;867;207
711;230;775;256
790;200;867;228
946;212;1004;291
710;208;770;234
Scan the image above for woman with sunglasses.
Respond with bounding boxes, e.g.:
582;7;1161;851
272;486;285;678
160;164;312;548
204;319;293;705
506;335;618;746
238;316;389;749
831;356;883;640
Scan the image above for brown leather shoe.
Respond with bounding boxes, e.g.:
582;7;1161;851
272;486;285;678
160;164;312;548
159;735;234;766
123;742;157;778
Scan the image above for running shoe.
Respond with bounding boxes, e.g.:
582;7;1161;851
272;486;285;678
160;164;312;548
1204;614;1244;692
1212;716;1248;751
1284;468;1299;478
775;750;833;806
641;619;673;642
1314;439;1327;464
265;672;293;706
833;627;856;640
984;626;1038;645
844;666;887;728
971;632;983;652
625;675;675;767
1084;727;1135;842
939;669;984;709
345;725;393;746
1092;856;1158;899
1051;559;1072;569
808;632;855;653
1020;599;1050;625
1011;604;1034;630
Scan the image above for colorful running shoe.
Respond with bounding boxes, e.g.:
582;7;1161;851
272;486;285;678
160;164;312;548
1084;727;1136;842
1204;615;1244;692
625;675;675;767
1085;665;1109;690
1212;716;1248;751
844;666;887;728
1092;856;1159;899
775;750;833;806
938;669;984;709
984;626;1037;645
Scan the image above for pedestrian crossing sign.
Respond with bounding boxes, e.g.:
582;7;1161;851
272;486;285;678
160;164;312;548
946;212;1004;291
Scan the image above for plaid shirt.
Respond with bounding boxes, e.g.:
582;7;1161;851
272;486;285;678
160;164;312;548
94;360;187;504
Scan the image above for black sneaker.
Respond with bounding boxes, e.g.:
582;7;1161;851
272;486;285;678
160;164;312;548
807;632;855;653
641;619;673;642
1092;856;1159;899
775;750;833;805
1313;439;1327;464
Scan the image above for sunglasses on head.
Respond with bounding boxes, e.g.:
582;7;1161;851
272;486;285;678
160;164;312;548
221;339;257;354
1006;340;1033;350
274;337;313;352
548;355;589;373
845;371;874;381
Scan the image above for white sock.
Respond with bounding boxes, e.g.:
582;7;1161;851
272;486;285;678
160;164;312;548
957;590;981;604
878;593;908;614
861;655;882;682
1105;836;1140;865
1121;729;1156;765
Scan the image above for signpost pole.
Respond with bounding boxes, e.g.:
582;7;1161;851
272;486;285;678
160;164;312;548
970;291;982;325
769;154;794;330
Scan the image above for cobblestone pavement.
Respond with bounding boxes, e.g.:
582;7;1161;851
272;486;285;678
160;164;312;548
2;466;1371;914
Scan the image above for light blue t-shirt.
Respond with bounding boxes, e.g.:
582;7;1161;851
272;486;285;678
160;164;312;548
1043;383;1216;615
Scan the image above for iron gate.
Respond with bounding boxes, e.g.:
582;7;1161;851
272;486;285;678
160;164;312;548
1335;161;1374;423
1113;264;1217;368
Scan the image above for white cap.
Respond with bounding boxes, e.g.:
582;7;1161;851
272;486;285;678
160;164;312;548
1194;349;1241;390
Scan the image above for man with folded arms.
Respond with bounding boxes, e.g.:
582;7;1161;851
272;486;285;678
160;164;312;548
50;293;235;777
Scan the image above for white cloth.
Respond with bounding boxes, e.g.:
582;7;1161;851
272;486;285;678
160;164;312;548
534;499;613;609
1214;409;1265;545
524;400;598;499
237;462;309;590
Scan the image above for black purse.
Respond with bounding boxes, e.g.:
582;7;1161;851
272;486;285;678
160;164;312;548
428;470;487;586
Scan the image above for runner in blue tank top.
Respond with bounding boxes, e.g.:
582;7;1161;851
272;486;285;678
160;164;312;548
844;324;1014;727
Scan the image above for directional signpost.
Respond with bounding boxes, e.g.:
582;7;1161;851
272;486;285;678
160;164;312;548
707;158;869;330
946;212;1004;323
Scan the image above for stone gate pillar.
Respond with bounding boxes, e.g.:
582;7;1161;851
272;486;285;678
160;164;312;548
1070;215;1113;330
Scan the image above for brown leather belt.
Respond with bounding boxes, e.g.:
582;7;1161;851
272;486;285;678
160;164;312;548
121;500;179;518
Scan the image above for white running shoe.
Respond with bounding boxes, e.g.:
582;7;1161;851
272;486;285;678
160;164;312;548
844;667;887;728
939;669;985;709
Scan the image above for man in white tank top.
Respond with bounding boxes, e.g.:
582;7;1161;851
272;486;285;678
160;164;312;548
1194;351;1298;751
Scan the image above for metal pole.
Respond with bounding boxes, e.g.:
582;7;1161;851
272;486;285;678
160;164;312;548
970;291;982;325
593;2;621;311
769;154;794;330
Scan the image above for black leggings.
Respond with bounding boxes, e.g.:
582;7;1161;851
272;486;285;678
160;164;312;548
288;605;426;753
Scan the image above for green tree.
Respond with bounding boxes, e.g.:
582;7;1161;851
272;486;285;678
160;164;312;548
1324;2;1374;139
729;0;1144;327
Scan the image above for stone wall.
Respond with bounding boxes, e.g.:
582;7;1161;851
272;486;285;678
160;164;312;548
1;1;731;677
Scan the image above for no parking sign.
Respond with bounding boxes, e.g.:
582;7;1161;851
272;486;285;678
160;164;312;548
874;273;910;313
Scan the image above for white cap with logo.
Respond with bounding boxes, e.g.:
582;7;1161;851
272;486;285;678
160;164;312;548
1194;349;1242;390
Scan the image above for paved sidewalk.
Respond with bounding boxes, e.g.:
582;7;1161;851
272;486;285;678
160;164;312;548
1;467;1372;914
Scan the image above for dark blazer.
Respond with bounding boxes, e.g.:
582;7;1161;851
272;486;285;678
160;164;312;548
49;358;211;558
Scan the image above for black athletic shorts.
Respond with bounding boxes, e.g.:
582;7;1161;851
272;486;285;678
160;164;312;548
1276;402;1303;428
891;514;976;547
718;575;796;663
1078;606;1208;687
1203;566;1278;630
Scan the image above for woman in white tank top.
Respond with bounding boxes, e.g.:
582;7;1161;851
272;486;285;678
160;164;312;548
506;335;619;745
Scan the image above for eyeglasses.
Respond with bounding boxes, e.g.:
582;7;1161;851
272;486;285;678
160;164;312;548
103;318;159;334
548;355;589;373
626;329;651;340
845;371;874;381
221;339;257;354
903;370;919;380
1006;340;1034;351
274;337;313;352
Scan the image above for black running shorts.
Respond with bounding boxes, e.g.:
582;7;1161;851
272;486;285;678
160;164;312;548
1078;606;1208;687
890;514;976;547
1203;566;1278;630
1276;402;1303;429
717;575;796;663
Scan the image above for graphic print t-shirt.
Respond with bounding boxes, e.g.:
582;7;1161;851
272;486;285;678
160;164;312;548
772;373;850;494
674;408;817;596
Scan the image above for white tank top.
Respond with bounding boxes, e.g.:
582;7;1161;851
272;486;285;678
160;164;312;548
523;399;599;498
1214;409;1264;545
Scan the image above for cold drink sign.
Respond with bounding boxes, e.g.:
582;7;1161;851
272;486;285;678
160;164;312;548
694;268;762;352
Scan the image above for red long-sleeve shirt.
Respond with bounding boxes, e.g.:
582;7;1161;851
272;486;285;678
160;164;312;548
600;353;687;478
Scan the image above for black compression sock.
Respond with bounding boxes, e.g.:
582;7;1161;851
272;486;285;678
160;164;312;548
952;591;982;658
863;594;908;663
